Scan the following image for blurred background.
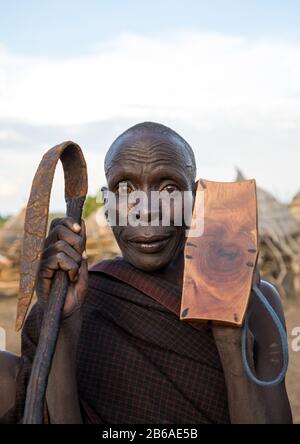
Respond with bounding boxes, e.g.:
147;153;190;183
0;0;300;422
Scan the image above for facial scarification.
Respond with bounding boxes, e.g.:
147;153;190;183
104;122;197;272
105;122;196;181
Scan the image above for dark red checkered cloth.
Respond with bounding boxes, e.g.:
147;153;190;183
4;257;230;424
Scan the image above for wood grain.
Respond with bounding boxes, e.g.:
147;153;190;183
180;179;258;326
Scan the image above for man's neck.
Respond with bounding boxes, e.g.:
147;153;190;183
154;249;184;287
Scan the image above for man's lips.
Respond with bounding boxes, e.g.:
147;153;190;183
127;234;173;253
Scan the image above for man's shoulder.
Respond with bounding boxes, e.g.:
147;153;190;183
256;280;285;325
86;257;127;306
248;279;287;353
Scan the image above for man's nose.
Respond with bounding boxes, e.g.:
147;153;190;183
138;191;160;225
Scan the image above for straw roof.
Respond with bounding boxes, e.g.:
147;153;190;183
85;208;120;262
235;169;300;242
0;205;120;267
289;191;300;225
235;168;300;297
0;207;25;256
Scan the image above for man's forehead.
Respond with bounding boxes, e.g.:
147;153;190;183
105;130;192;170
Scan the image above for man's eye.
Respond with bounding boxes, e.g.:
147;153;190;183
161;184;179;194
116;182;133;194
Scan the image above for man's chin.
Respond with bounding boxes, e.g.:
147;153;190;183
123;251;172;273
117;231;185;272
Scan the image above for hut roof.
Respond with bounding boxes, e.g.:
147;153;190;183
289;191;300;225
84;207;120;259
85;208;110;239
0;208;25;254
235;169;300;242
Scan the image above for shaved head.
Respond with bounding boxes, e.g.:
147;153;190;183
104;122;196;183
103;121;197;272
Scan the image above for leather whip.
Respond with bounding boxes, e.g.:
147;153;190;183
16;141;88;423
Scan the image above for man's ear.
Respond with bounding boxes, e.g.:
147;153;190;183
100;186;109;220
100;186;108;204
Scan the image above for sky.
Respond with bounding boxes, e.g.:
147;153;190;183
1;1;300;214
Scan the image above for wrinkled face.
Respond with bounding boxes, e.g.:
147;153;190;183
105;130;195;272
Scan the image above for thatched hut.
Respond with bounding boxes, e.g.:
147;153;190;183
0;208;26;296
236;169;300;298
0;208;25;261
84;207;120;264
289;192;300;225
0;205;120;268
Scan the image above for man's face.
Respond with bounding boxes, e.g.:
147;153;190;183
105;130;195;272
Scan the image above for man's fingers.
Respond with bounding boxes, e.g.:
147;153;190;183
45;217;82;249
37;217;87;314
56;253;79;282
76;258;88;302
42;239;82;264
77;257;88;283
44;225;84;253
49;216;82;233
80;219;87;247
38;259;56;280
39;252;80;282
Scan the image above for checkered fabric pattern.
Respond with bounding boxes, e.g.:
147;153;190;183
2;258;230;424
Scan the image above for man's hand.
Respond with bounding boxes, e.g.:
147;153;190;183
36;217;88;318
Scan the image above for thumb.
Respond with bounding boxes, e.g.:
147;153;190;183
76;257;88;303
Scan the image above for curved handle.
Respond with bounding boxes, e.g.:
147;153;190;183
17;141;88;331
18;142;88;423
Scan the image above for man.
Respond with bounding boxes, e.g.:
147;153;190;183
0;122;293;423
